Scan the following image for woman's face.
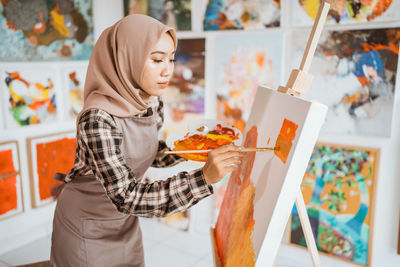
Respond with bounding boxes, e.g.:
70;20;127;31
141;32;175;96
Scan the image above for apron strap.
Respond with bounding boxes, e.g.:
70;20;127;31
54;172;67;182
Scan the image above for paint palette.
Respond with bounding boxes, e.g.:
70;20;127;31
166;119;243;162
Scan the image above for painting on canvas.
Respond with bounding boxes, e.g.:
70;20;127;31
62;64;88;119
124;0;191;31
1;66;59;128
291;28;400;137
215;32;283;134
0;0;94;61
0;141;23;220
214;86;327;266
292;0;400;26
28;132;76;208
289;143;380;266
203;0;280;30
162;38;205;139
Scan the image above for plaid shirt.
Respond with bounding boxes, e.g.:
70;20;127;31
65;98;213;218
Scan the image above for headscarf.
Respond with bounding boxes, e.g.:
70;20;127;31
80;14;177;119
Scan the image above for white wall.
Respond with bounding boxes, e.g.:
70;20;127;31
0;1;399;266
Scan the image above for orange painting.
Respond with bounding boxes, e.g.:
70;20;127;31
31;134;76;206
215;126;258;266
274;118;298;164
0;142;22;219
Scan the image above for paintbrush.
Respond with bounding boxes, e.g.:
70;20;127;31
164;147;278;154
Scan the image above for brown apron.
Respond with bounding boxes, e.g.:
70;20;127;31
51;110;158;267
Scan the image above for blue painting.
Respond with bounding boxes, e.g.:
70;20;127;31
0;0;94;61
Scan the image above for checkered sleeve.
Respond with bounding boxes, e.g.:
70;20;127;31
78;109;213;218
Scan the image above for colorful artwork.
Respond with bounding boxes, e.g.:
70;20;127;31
289;143;380;266
162;38;205;139
28;132;76;208
0;0;94;61
124;0;191;31
215;33;283;133
291;28;400;137
2;67;58;128
203;0;280;30
0;141;23;220
292;0;400;26
62;65;87;119
213;86;327;266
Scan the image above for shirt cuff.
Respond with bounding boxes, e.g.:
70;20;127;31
187;168;213;200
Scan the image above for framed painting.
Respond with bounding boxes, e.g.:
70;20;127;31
161;38;205;140
214;32;283;133
290;27;400;137
124;0;191;31
28;131;76;208
203;0;280;30
288;143;380;266
292;0;400;26
0;0;94;61
0;141;23;220
61;63;88;120
1;64;59;128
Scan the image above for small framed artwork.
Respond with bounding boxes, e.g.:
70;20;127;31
28;132;76;208
1;64;60;128
61;63;88;120
288;143;380;267
0;141;23;220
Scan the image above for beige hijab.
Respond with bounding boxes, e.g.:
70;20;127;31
80;14;177;119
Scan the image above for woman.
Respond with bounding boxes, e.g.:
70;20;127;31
50;14;242;267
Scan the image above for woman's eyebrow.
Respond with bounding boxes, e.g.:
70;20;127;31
150;50;176;55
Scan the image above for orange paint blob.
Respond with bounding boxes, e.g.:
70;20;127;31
274;118;298;164
215;126;258;266
36;137;76;201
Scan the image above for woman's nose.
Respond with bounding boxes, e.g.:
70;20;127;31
161;62;173;77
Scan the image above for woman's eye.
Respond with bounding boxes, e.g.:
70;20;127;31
170;59;176;63
153;59;163;63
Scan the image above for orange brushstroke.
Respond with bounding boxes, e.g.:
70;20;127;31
361;41;399;55
36;137;76;201
0;149;18;215
274;118;298;164
215;126;257;266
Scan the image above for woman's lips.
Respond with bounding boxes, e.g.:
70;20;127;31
158;82;169;88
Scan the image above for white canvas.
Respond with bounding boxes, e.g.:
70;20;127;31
214;86;327;266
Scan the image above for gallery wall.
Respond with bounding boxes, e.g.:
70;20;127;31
0;0;399;266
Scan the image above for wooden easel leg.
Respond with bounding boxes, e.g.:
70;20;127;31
295;192;322;267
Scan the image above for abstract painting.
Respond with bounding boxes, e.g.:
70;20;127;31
124;0;191;31
0;0;94;61
28;132;76;208
214;32;283;133
1;66;58;128
0;141;23;220
203;0;280;30
289;143;380;266
62;64;87;119
291;28;400;137
162;38;205;139
292;0;400;26
214;86;327;266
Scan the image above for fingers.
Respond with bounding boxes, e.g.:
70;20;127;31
220;156;242;166
212;143;242;154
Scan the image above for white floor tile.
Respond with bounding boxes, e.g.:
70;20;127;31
159;229;212;258
144;243;199;267
0;260;10;267
0;236;51;266
139;218;178;243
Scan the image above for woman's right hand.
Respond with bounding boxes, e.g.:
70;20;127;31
202;144;244;185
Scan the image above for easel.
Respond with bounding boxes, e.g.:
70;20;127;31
210;1;331;266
